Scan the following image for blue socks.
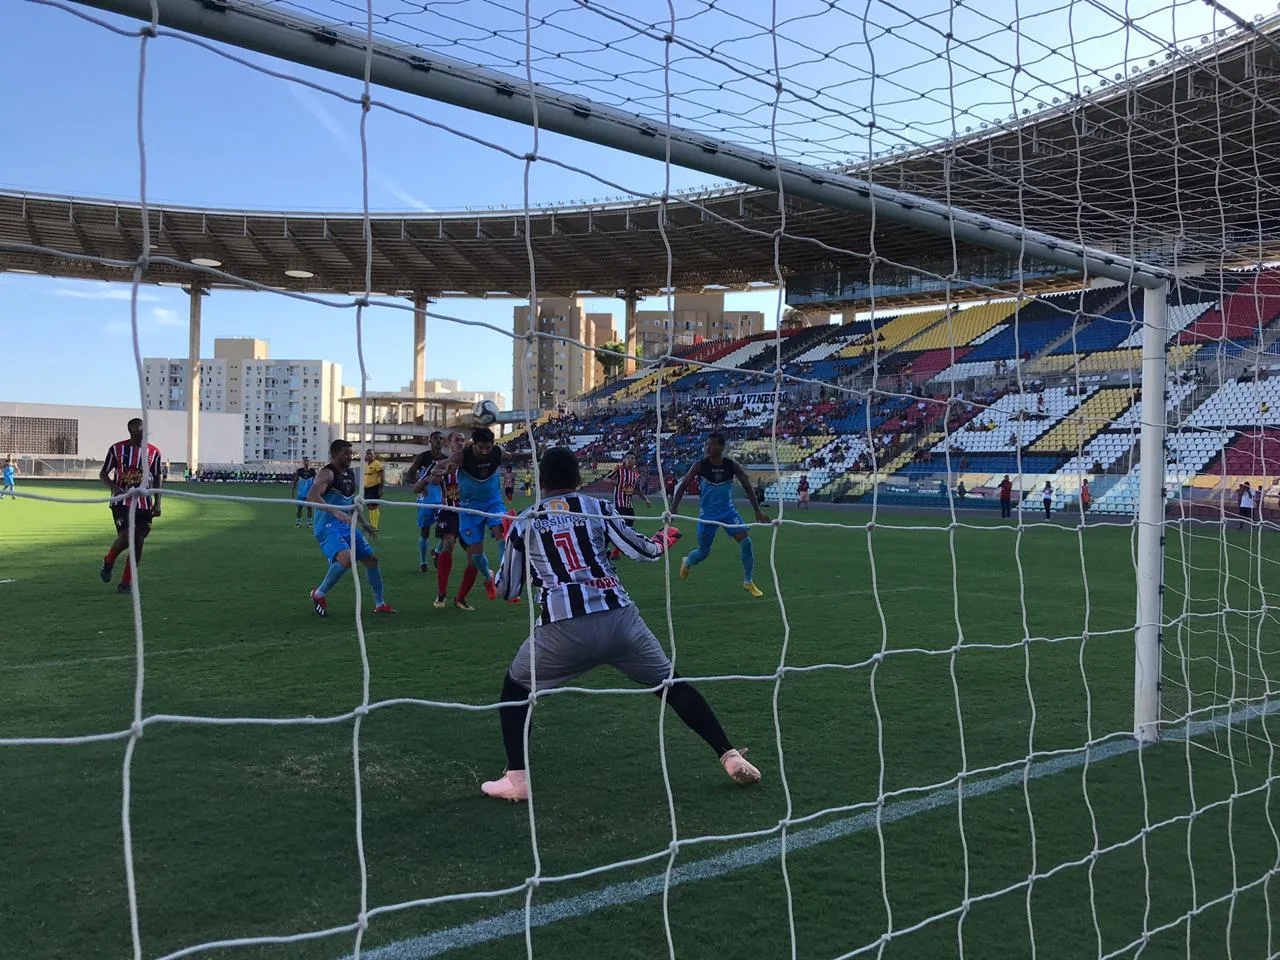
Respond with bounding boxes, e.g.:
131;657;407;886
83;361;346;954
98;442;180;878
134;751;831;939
740;537;755;583
472;552;492;580
316;561;348;597
366;565;385;606
418;536;430;565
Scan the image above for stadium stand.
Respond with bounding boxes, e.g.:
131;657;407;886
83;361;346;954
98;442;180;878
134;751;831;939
1180;270;1280;344
842;308;951;356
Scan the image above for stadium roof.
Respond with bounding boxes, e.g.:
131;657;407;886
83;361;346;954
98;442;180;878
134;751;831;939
3;13;1280;305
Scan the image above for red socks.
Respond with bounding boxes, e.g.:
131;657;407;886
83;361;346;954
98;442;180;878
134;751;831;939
436;550;453;597
458;563;478;601
105;546;122;564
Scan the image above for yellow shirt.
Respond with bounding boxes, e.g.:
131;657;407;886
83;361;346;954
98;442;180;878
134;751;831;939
363;458;385;490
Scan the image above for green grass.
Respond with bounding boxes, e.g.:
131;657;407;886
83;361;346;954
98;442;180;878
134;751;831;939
3;481;1280;960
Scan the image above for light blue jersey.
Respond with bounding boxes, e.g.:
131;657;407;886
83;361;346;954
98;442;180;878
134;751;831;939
694;456;746;538
2;465;14;485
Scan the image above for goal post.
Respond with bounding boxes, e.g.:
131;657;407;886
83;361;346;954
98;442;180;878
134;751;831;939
71;0;1176;749
1135;281;1169;744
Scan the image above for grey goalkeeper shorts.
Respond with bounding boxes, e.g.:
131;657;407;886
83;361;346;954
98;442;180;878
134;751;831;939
508;605;673;690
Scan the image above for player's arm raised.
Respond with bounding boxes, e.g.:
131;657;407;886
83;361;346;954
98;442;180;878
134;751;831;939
669;461;701;515
734;461;769;525
603;502;664;561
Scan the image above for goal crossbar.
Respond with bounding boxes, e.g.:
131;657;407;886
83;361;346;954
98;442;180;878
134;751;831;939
72;0;1172;289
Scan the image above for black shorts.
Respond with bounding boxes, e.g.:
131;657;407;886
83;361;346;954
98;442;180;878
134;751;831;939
504;487;515;500
616;505;636;526
436;509;459;538
364;485;384;502
112;505;153;535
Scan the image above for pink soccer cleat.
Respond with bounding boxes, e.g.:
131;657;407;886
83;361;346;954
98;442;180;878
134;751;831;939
721;748;761;785
481;769;529;802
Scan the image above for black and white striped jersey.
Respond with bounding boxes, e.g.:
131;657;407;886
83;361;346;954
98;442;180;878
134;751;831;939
499;493;663;623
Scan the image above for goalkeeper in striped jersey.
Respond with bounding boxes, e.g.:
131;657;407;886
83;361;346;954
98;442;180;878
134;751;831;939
480;446;760;802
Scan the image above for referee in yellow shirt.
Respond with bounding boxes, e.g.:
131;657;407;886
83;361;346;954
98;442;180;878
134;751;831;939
362;448;386;531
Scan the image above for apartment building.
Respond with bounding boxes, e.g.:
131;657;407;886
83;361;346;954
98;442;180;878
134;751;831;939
143;338;343;463
512;298;617;409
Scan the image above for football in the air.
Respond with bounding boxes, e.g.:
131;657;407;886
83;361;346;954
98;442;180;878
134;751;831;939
473;399;500;425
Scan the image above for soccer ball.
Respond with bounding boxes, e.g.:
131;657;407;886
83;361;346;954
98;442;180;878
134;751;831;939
473;399;500;425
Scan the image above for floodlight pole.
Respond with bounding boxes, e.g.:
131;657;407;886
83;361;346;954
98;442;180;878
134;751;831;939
75;0;1172;290
1134;282;1169;744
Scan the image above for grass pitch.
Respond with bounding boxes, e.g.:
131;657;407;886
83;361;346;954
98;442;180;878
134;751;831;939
3;482;1280;960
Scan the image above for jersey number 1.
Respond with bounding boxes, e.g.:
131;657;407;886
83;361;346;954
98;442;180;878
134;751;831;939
552;531;587;573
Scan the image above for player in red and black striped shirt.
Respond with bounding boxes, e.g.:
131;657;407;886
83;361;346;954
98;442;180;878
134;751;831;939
604;453;650;559
98;418;163;594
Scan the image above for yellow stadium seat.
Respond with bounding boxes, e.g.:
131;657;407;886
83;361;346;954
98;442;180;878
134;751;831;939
900;302;1018;352
840;308;952;357
1028;388;1135;452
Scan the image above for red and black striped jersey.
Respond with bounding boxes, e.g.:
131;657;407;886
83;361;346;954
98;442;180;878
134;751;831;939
104;440;163;510
442;465;461;507
611;467;644;509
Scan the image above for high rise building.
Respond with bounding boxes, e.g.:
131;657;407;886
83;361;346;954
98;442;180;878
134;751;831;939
142;338;344;463
512;299;617;409
630;293;765;359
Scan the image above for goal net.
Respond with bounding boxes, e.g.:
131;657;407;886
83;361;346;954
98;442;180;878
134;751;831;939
4;0;1280;958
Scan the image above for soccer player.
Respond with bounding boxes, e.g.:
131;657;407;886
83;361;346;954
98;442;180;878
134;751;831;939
670;432;770;598
412;432;464;608
481;446;760;802
797;474;811;509
1;458;16;499
407;431;448;571
602;452;650;559
307;439;394;617
997;474;1013;519
362;449;385;532
428;427;526;608
292;457;316;527
502;464;516;504
97;418;162;595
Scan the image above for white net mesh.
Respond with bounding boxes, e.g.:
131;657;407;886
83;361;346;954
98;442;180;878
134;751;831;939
6;1;1280;958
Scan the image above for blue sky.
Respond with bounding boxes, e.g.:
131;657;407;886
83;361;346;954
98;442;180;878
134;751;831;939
1;0;1269;409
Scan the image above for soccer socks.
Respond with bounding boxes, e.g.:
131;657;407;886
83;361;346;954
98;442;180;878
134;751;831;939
499;673;533;770
315;561;348;597
458;563;479;600
740;537;755;583
661;675;734;758
685;525;716;568
471;551;493;581
418;535;430;566
436;550;454;597
368;505;381;531
365;565;386;606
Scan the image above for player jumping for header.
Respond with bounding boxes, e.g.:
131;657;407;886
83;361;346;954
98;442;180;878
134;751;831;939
427;426;527;608
307;438;394;617
481;446;760;801
670;432;769;598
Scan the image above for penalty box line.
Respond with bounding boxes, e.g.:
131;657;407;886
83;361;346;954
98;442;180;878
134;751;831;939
353;696;1280;960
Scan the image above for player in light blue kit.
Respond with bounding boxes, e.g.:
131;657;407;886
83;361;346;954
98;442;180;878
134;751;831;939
305;438;394;617
1;458;15;499
428;427;526;605
670;432;769;598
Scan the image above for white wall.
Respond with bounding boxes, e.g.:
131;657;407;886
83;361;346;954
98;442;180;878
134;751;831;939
0;401;244;464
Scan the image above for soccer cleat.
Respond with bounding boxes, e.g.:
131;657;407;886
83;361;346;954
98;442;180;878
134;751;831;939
721;748;761;785
306;521;313;529
99;559;114;583
434;594;447;609
481;769;529;802
484;577;498;602
453;598;475;612
295;520;302;527
311;589;328;617
743;582;765;599
420;563;429;573
373;602;396;614
117;582;133;595
679;560;691;580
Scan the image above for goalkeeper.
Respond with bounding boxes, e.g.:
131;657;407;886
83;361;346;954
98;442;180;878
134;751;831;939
481;446;760;802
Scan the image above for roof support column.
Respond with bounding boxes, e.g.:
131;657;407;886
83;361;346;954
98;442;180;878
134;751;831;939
622;290;641;376
185;284;206;475
412;294;428;421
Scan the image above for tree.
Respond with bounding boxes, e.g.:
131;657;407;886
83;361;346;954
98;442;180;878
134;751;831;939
781;307;805;330
597;341;628;381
